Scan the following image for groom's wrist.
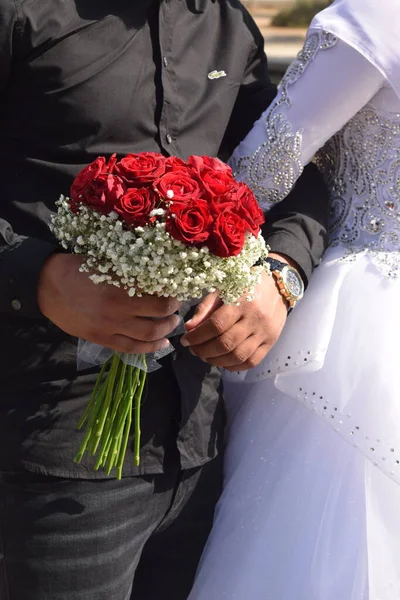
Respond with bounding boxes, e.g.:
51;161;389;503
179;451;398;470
262;252;305;311
268;252;303;279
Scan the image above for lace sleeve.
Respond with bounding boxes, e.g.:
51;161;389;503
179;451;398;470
229;30;385;211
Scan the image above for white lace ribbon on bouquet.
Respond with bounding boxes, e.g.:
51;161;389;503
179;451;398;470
77;299;197;372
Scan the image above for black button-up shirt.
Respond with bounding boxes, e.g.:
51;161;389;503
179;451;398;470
0;0;328;477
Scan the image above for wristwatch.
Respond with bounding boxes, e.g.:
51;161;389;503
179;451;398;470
263;257;304;308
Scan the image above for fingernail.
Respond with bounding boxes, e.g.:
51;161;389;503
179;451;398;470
185;318;193;327
180;337;189;347
161;339;170;349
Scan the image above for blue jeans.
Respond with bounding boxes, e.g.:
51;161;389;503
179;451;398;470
0;456;222;600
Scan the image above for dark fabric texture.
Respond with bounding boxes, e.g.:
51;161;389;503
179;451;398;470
0;454;223;600
0;0;329;478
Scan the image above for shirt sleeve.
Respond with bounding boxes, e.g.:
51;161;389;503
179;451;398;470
230;30;386;213
0;1;59;318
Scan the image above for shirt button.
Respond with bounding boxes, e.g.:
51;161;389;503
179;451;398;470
166;133;173;144
11;299;22;311
163;56;169;68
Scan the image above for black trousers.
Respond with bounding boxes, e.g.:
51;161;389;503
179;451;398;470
0;455;222;600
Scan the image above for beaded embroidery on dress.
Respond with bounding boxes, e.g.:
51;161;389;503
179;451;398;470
316;96;400;277
232;30;337;209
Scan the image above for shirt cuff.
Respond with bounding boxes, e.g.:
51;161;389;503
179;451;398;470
1;237;59;318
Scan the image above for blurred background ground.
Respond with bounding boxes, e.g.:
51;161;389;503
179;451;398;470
242;0;331;81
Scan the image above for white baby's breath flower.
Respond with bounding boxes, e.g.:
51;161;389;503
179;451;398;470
150;208;166;217
51;196;269;305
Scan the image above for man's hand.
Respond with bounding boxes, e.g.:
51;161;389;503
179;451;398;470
38;253;182;354
180;255;289;371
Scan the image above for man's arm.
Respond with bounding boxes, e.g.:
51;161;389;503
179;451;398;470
0;2;58;318
0;222;59;317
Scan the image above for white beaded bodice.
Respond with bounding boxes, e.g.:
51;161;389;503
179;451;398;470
316;88;400;276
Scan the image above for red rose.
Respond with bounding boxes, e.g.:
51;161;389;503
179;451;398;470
202;169;235;197
208;209;246;257
155;170;204;205
114;187;157;226
115;152;166;184
83;173;126;213
208;193;237;216
166;200;212;245
236;183;264;235
164;156;188;172
188;155;233;176
107;153;118;173
70;156;107;203
207;180;243;216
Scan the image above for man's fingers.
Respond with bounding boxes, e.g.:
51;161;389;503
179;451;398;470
185;292;222;332
202;335;263;368
181;304;242;347
108;334;171;355
223;344;270;372
188;321;252;360
130;295;182;318
106;288;182;318
115;314;181;342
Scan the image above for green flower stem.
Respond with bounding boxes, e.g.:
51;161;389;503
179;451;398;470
100;433;114;469
105;366;137;475
91;354;120;455
88;379;111;456
94;358;128;470
74;380;108;463
109;359;128;423
74;353;147;477
105;430;121;475
111;428;124;473
116;393;133;480
76;357;111;430
134;359;147;467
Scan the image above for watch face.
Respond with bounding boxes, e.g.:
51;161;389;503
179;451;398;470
283;268;304;299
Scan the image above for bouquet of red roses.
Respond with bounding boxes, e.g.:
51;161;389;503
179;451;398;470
51;152;268;478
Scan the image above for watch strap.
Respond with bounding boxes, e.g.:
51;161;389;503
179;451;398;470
263;257;286;272
257;256;303;310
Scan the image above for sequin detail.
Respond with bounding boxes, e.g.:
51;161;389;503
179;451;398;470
231;30;337;210
296;385;400;484
315;105;400;277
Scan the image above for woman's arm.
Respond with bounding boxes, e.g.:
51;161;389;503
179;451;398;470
220;7;331;285
230;29;385;211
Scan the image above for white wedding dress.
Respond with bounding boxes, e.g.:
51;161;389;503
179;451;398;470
188;1;400;598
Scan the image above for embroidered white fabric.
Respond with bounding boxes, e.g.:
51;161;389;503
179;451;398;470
189;2;400;599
